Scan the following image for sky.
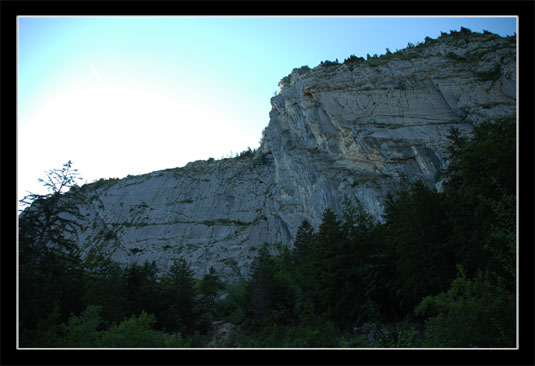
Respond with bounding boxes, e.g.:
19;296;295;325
17;16;517;203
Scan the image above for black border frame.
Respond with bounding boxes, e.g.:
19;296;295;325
2;1;533;365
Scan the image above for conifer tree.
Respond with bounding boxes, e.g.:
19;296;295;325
159;258;197;333
197;266;224;331
125;261;160;318
382;180;455;314
292;220;315;263
247;244;278;323
306;209;345;320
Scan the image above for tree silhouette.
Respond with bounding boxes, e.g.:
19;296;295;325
18;161;87;345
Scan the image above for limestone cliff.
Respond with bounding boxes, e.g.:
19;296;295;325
65;31;516;280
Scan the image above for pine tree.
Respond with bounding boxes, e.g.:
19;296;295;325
82;250;128;327
443;117;516;280
292;220;315;263
125;261;160;318
383;180;455;314
199;266;223;309
247;244;278;323
197;266;224;331
307;209;345;321
159;258;197;333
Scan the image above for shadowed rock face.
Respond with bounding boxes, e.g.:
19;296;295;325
67;31;516;281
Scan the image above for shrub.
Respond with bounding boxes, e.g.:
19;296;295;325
58;305;191;348
100;312;190;348
460;26;472;35
59;305;103;347
319;59;339;67
475;64;501;82
445;52;466;62
219;282;249;324
344;54;365;64
92;177;119;190
415;268;515;348
238;147;254;159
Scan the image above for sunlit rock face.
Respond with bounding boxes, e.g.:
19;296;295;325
76;157;278;281
73;31;515;280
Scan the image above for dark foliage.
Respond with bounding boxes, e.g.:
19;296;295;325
245;244;294;327
18;161;87;346
237;147;254;159
158;258;198;334
382;180;457;313
343;54;365;64
124;261;160;318
319;59;339;67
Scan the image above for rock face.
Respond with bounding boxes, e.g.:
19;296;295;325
69;31;515;281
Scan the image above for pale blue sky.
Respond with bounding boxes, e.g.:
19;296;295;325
17;16;517;202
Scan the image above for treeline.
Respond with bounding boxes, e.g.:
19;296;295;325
18;117;516;347
20;247;223;347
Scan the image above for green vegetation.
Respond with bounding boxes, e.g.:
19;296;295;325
344;54;365;64
445;51;466;62
309;29;513;79
252;152;271;167
319;59;339;68
101;228;117;241
55;305;191;348
344;55;366;71
237;147;254;159
19;117;516;348
351;173;392;187
475;64;502;82
279;65;312;86
200;218;251;227
414;267;515;347
90;177;120;190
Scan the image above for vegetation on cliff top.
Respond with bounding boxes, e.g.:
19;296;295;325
278;28;515;86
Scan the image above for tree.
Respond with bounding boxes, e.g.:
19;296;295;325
19;160;85;259
292;220;315;263
443;118;516;280
197;266;224;332
246;244;278;323
82;248;128;327
18;161;87;345
337;198;389;325
342;196;376;243
124;260;161;331
415;268;515;347
382;181;456;314
306;209;346;322
444;118;515;202
199;266;224;309
159;257;198;333
412;117;517;348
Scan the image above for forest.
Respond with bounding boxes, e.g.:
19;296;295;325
18;117;516;348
